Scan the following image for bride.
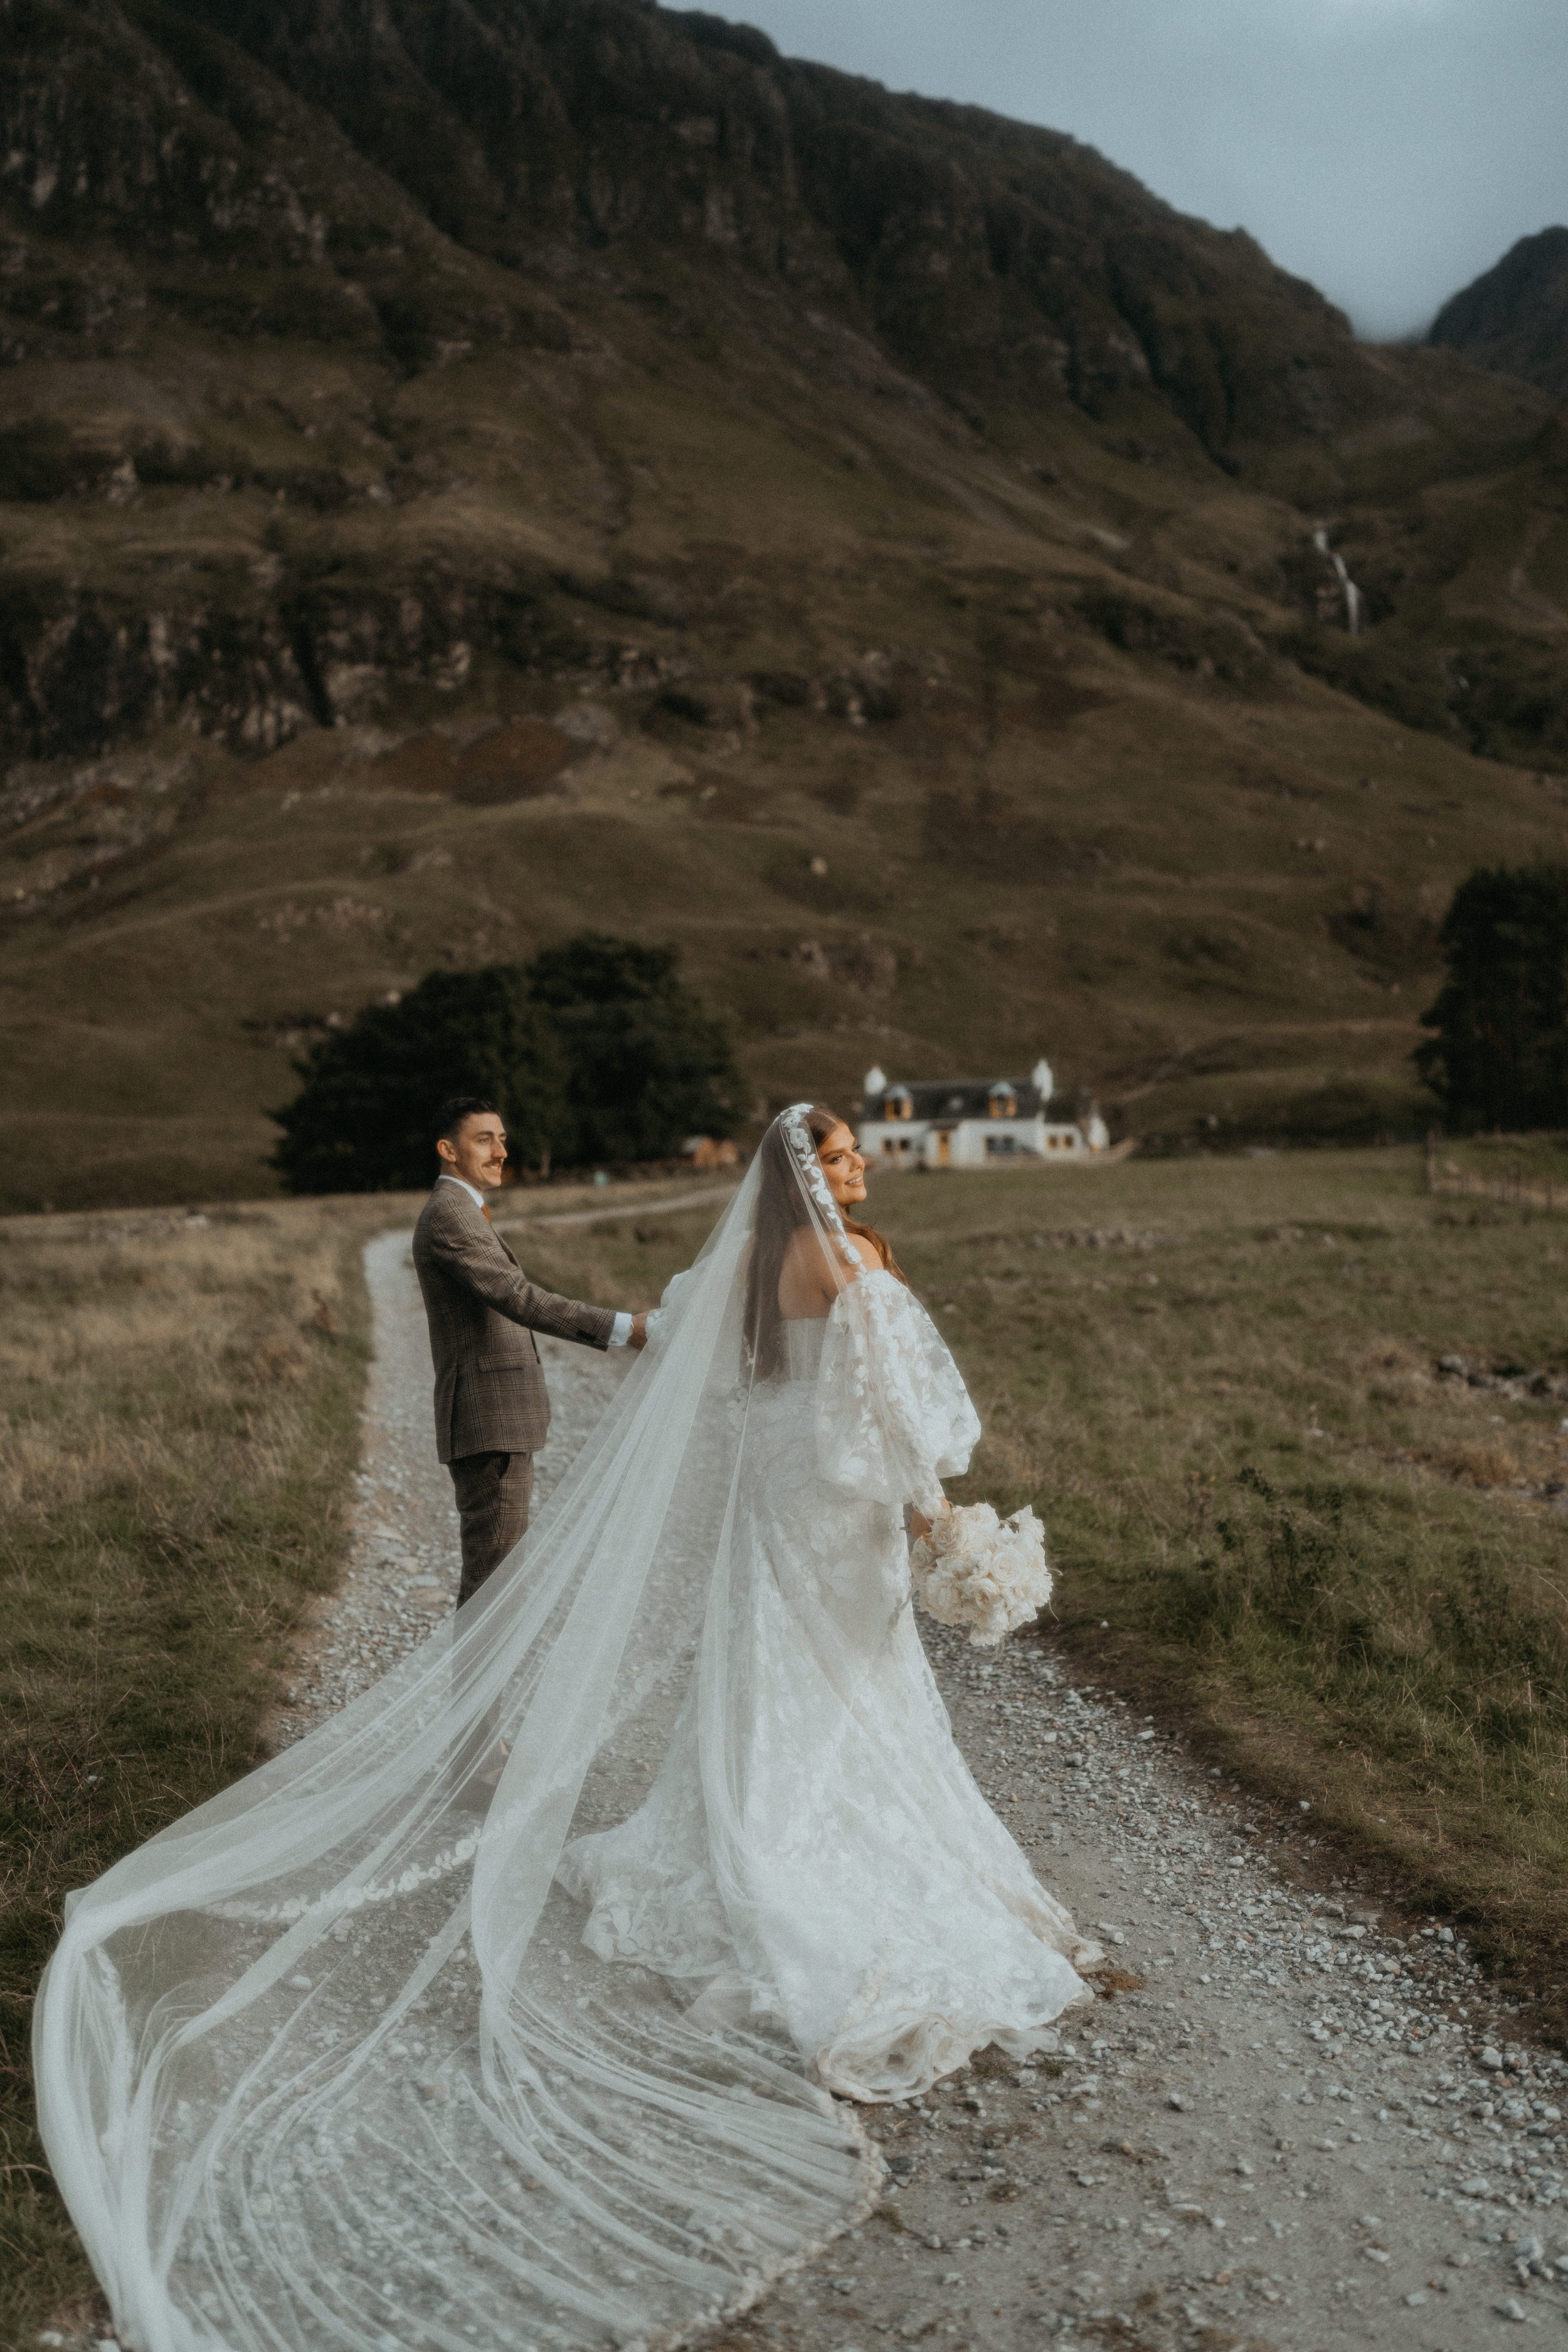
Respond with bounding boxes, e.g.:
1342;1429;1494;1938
36;1104;1099;2352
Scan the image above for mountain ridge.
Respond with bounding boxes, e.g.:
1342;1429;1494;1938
3;0;1442;461
1428;226;1568;401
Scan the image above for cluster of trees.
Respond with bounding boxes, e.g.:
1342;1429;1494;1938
266;871;1568;1192
271;935;740;1194
1418;865;1568;1131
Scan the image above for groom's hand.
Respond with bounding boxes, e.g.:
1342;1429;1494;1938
627;1313;649;1350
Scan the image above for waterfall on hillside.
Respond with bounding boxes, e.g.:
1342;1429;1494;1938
1313;526;1365;637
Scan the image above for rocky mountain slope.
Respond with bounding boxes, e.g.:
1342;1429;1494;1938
1429;226;1568;401
3;0;1567;1209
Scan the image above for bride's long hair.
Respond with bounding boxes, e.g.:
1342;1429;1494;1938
744;1103;906;1377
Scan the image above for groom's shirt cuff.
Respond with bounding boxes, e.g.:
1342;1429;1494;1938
607;1312;633;1348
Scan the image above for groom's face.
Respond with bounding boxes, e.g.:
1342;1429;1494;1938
438;1112;509;1190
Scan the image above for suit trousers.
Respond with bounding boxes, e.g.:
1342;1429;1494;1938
448;1449;535;1609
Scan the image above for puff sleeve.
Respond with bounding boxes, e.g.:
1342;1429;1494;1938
814;1270;981;1516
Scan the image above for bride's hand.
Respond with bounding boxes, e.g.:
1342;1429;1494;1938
909;1498;950;1541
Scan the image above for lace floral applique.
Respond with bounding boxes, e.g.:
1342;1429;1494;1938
815;1271;980;1517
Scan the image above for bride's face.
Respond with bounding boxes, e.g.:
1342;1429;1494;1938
817;1122;867;1209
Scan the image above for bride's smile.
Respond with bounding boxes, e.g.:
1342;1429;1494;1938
815;1120;868;1209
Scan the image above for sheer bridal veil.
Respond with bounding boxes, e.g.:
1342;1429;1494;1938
34;1110;921;2352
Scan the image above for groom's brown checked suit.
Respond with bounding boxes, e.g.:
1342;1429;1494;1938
411;1179;617;1605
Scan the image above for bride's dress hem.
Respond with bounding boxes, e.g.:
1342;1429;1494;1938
809;1985;1097;2106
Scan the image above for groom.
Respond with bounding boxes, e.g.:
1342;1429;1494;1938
412;1096;647;1608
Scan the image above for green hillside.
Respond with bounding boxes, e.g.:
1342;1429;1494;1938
2;0;1566;1210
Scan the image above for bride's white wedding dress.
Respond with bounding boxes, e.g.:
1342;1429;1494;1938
34;1110;1099;2352
561;1282;1097;2100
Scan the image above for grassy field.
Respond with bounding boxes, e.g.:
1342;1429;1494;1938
0;1194;399;2346
531;1143;1568;2045
8;1147;1568;2337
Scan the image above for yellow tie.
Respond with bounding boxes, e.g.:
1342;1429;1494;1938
481;1202;492;1224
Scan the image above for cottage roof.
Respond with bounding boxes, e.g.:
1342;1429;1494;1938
866;1078;1073;1122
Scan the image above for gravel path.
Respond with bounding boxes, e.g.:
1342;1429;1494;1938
280;1232;1568;2352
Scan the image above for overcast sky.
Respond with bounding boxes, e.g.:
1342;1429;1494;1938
712;0;1568;340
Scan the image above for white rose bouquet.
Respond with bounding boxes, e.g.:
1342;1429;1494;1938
910;1502;1053;1648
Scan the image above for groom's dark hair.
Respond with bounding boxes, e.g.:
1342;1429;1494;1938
433;1095;501;1146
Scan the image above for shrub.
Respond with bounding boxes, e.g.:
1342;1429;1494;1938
270;967;565;1192
271;936;741;1192
1416;864;1568;1131
526;933;741;1166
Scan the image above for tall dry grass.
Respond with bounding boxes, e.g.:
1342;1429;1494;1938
0;1197;394;2346
869;1148;1568;2039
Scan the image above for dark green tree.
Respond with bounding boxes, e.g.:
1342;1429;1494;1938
1416;864;1568;1130
525;933;741;1163
270;965;566;1193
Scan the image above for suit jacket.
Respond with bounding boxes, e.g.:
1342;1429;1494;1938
411;1181;617;1463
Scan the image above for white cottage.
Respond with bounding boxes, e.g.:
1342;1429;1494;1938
857;1061;1107;1170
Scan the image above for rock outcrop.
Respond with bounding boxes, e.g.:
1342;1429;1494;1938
0;0;1558;772
4;0;1406;461
1428;227;1568;400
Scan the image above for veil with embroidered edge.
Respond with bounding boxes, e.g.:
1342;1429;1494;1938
34;1106;1093;2352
